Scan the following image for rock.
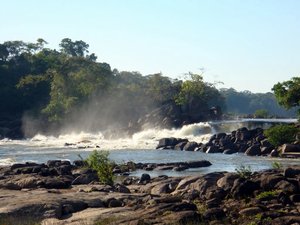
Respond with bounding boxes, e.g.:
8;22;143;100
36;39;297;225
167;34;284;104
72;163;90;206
223;149;237;154
290;194;300;203
217;173;239;191
186;160;212;168
156;165;174;170
183;141;198;151
261;146;274;155
156;138;187;149
206;198;221;208
216;133;227;139
281;144;300;153
239;207;262;216
108;198;123;207
171;202;198;212
162;210;201;224
245;145;261;156
10;162;40;171
203;207;225;220
206;146;222;154
275;180;298;194
173;165;188;171
114;183;130;193
174;141;187;150
259;173;285;190
138;173;151;184
55;165;72;175
44;176;72;189
47;160;70;168
73;160;85;167
15;176;40;189
272;216;300;225
231;178;260;198
72;173;98;185
270;149;279;157
261;139;273;148
150;179;180;195
284;167;300;178
0;182;21;190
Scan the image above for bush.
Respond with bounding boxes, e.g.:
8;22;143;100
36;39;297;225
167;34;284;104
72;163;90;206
86;150;115;185
271;161;283;169
256;191;278;200
235;165;252;179
264;124;299;147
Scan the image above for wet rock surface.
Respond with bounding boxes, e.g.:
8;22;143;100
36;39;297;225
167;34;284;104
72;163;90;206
0;162;300;224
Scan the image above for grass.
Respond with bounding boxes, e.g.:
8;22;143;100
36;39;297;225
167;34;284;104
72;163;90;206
256;190;278;200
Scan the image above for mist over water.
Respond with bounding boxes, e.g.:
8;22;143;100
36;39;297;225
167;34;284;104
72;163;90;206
1;118;298;174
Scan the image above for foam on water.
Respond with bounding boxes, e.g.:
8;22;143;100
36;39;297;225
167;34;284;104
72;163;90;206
0;122;213;150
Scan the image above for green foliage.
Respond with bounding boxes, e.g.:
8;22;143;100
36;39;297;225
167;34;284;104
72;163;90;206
220;88;298;118
271;161;283;169
175;72;225;115
85;150;114;185
264;124;299;147
235;165;252;179
256;191;278;200
175;72;206;106
254;109;269;118
272;77;300;115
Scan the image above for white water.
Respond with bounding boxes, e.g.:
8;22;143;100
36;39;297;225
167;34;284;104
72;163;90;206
0;119;298;174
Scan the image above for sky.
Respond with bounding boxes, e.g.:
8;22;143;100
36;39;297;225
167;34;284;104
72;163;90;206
1;0;300;93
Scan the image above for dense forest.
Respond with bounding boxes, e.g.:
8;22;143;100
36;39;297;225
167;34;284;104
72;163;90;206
0;39;298;139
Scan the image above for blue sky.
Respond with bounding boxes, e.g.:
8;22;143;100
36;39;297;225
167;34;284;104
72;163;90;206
1;0;299;93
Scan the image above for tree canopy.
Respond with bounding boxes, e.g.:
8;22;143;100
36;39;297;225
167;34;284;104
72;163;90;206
0;38;297;138
272;77;300;116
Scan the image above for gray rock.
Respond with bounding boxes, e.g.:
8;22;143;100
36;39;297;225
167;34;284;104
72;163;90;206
183;141;198;151
206;145;222;153
139;173;151;184
239;207;262;216
203;207;225;220
245;145;261;156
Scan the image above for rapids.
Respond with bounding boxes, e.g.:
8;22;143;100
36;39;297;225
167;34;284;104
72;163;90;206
0;118;298;175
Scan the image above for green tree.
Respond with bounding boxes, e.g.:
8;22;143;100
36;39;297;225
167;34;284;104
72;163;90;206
272;77;300;117
254;109;269;118
264;124;299;147
59;38;89;57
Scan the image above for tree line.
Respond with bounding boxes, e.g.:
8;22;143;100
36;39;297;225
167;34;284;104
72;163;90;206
0;38;299;138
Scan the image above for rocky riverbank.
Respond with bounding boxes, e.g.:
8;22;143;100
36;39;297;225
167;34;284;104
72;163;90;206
156;126;300;158
0;160;300;225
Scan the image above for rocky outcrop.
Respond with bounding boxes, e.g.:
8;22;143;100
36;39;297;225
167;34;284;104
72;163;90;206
157;127;300;158
1;162;300;225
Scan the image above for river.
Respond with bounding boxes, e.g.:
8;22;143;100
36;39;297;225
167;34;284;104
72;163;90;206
0;118;298;176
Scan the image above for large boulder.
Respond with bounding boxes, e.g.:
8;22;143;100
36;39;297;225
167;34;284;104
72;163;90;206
245;145;261;156
156;138;188;149
206;146;222;154
281;144;300;153
183;141;198;151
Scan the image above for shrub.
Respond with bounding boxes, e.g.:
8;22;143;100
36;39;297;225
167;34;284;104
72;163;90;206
86;150;115;185
264;124;299;147
235;165;252;179
254;109;269;118
271;161;283;169
256;191;278;200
